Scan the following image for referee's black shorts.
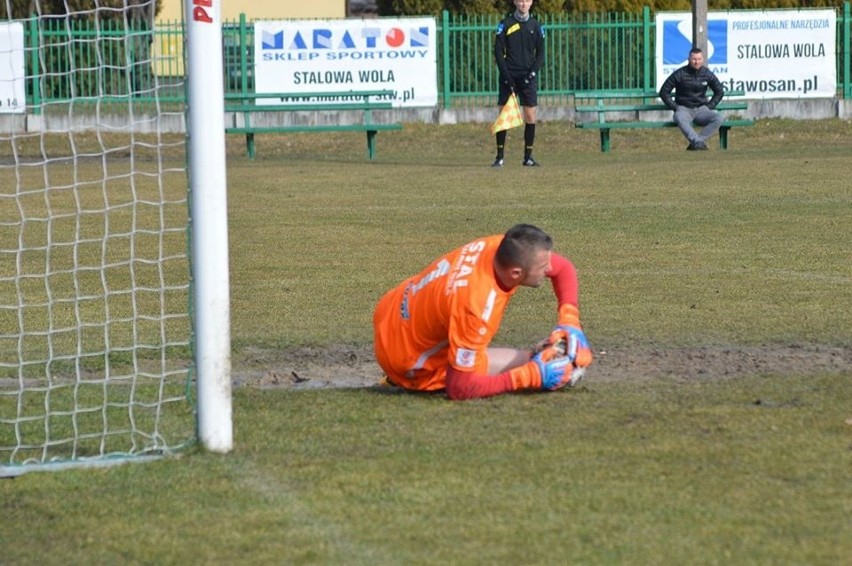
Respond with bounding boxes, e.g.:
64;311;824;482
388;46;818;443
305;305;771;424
497;74;538;107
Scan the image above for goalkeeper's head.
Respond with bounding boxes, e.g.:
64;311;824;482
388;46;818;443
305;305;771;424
495;224;554;289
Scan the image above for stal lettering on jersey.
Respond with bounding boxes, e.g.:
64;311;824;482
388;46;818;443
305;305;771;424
446;239;486;291
372;235;517;390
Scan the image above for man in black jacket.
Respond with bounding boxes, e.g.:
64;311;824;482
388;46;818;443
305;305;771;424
492;0;545;167
659;48;725;151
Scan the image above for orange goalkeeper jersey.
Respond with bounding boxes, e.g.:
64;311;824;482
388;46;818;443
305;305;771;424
373;234;516;391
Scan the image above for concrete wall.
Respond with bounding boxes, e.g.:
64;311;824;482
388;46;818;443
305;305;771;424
2;99;849;135
428;98;851;125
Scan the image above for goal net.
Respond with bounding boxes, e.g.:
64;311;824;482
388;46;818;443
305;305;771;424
0;1;197;476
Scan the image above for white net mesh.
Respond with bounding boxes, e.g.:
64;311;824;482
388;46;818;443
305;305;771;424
1;1;194;475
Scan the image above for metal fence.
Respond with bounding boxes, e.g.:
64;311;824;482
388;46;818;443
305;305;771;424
440;10;653;106
436;5;852;106
14;4;852;109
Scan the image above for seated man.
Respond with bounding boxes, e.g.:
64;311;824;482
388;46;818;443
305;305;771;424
372;224;593;401
659;47;724;150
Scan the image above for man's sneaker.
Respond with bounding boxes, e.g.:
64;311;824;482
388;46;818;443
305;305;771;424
522;157;540;167
693;141;708;150
491;157;504;167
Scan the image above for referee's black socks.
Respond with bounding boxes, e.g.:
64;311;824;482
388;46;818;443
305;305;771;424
495;130;507;159
524;123;536;159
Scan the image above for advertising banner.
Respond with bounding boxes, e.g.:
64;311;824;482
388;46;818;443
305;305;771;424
656;9;836;99
0;22;26;114
254;17;437;107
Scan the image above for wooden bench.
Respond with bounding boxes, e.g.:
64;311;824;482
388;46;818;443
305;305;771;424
224;90;403;160
574;90;753;152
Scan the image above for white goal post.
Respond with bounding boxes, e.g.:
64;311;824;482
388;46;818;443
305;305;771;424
184;0;232;453
0;0;232;476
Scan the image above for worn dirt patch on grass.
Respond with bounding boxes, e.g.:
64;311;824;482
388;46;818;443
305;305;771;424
232;343;852;392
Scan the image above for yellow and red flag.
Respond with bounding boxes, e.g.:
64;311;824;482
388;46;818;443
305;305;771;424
490;93;524;134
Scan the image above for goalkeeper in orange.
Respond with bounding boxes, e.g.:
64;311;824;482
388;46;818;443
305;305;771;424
372;224;593;401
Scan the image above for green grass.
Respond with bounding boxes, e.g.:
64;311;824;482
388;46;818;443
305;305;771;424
3;376;850;564
2;119;851;564
225;119;852;349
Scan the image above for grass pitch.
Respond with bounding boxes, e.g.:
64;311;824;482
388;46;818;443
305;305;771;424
2;119;851;564
225;119;851;350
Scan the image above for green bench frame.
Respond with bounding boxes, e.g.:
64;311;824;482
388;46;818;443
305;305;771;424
224;90;403;160
574;90;753;153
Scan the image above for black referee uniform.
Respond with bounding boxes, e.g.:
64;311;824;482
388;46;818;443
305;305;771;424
493;10;545;166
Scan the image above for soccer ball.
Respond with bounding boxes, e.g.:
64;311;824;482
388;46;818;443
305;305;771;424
553;336;586;388
568;366;586;388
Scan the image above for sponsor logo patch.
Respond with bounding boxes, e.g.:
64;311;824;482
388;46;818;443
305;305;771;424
455;348;476;368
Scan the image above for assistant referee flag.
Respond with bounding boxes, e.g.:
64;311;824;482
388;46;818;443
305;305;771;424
490;93;524;134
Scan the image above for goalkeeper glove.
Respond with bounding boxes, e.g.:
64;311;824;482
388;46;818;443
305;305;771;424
554;304;593;368
531;344;574;391
509;341;581;391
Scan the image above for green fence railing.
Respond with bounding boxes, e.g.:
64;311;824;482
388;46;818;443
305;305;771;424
14;4;852;109
433;5;850;107
27;15;157;103
438;8;654;106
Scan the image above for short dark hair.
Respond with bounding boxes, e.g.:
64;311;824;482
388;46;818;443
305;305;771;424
689;47;703;55
495;224;553;270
